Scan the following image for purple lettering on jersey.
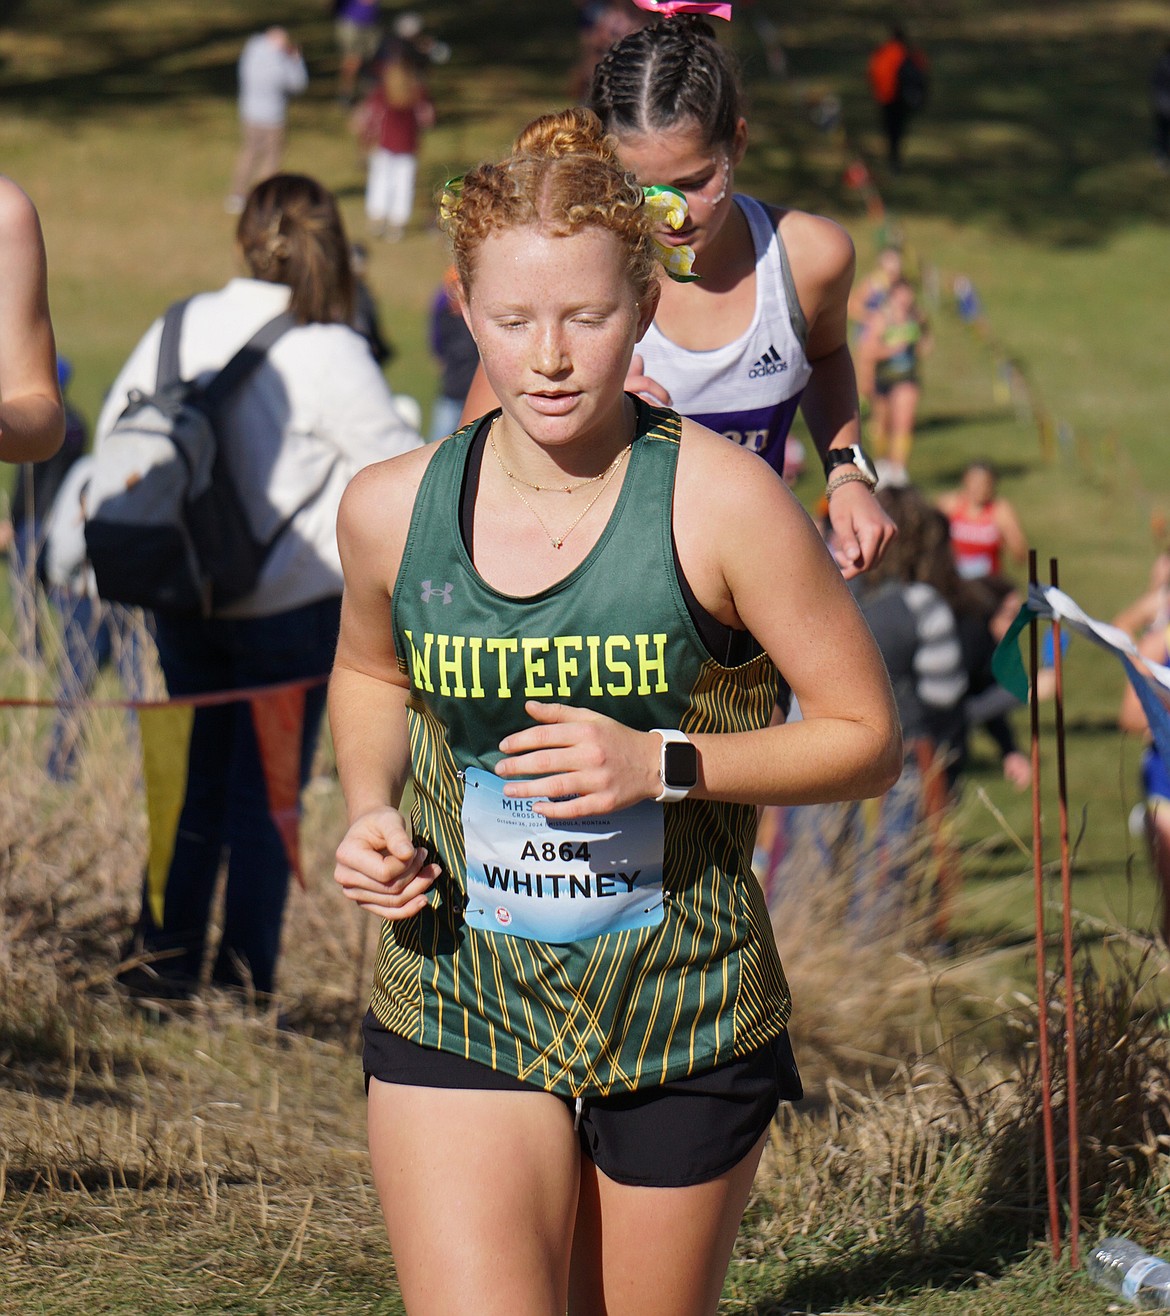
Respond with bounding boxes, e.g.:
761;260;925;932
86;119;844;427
688;391;804;471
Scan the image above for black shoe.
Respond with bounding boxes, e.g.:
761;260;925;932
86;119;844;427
115;958;197;1004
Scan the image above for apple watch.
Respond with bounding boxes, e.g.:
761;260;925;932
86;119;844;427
652;729;698;803
822;444;878;489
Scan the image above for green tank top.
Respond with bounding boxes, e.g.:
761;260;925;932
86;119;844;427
370;402;791;1097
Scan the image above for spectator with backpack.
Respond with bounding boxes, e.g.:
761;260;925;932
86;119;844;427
94;173;422;1004
867;25;929;173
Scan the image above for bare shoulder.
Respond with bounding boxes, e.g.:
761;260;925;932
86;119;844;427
342;434;442;531
774;207;856;285
336;439;447;589
673;417;847;633
674;417;801;526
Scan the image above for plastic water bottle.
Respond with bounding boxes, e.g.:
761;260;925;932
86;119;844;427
1087;1237;1170;1308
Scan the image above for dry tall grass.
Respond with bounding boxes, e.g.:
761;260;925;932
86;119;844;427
2;608;1170;1310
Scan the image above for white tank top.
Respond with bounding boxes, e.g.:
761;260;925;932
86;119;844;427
635;194;812;473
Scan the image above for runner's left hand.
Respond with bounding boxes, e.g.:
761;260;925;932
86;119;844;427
496;701;663;819
828;480;896;578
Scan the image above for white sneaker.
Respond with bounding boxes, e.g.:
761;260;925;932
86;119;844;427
874;459;909;488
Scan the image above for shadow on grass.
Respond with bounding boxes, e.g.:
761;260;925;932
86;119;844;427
747;1223;1036;1314
733;0;1170;246
914;410;1018;438
0;0;573;115
5;0;1168;244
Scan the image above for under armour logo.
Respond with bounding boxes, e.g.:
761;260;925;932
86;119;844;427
420;580;454;604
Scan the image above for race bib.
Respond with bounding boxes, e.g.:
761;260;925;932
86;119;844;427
461;766;665;943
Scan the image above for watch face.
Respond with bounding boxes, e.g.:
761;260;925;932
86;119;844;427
851;446;879;483
663;741;699;790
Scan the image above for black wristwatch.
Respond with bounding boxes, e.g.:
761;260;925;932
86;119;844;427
823;444;878;488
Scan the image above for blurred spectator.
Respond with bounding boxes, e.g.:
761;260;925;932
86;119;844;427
867;25;928;172
740;0;787;80
859;278;930;485
849;245;903;328
379;10;451;71
1153;41;1170;172
936;460;1028;580
352;41;435;240
108;174;422;1003
781;435;806;487
848;488;966;916
784;487;965;934
40;454;152;780
349;242;395;365
334;0;381;106
428;266;479;441
1116;555;1170;946
849;245;903;404
569;1;650;102
918;525;1031;794
958;575;1033;790
226;28;308;215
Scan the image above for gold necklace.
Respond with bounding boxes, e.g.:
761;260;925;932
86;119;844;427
489;422;632;550
489;425;625;494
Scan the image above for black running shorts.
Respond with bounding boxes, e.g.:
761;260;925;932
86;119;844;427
361;1010;802;1188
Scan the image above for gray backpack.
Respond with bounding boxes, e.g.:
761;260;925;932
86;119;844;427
84;299;297;615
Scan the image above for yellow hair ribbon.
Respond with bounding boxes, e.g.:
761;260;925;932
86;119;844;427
642;185;699;283
438;174;464;224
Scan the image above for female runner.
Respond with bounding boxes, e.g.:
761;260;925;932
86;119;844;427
858;277;931;484
462;13;894;577
330;109;900;1315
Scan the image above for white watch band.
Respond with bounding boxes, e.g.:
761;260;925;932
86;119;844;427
653;728;695;804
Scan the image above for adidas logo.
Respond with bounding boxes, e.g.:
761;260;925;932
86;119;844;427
748;345;788;379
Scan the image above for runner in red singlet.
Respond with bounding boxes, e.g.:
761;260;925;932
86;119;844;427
936;460;1027;580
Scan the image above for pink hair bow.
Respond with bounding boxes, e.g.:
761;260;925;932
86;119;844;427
630;1;733;19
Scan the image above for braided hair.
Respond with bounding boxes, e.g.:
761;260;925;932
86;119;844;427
589;16;743;149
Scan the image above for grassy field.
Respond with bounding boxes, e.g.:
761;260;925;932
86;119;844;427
3;0;1170;1311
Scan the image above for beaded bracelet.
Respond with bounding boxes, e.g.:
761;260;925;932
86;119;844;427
826;470;877;499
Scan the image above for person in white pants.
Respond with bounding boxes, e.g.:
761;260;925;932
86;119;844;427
355;44;434;240
366;150;417;237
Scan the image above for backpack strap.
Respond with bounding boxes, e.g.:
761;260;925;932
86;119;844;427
156;298;192;391
202;310;299;412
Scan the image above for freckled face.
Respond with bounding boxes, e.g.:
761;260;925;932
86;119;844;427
612;119;746;260
463;224;655;452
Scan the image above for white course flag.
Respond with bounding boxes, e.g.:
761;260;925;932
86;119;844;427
993;583;1170;768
